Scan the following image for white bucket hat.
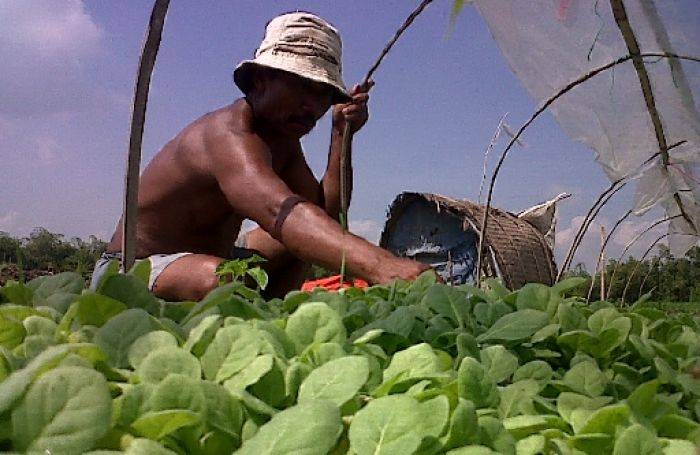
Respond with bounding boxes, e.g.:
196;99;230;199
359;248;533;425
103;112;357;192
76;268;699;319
234;12;351;104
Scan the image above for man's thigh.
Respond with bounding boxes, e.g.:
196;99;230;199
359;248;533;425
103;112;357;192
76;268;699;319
151;253;225;301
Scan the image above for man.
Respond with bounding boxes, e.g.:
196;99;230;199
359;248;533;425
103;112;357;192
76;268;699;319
92;12;429;300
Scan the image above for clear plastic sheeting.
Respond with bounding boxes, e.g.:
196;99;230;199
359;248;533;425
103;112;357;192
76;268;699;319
472;0;700;255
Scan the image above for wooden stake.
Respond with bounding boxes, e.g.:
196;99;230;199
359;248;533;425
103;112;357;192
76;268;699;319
121;0;170;272
599;225;606;302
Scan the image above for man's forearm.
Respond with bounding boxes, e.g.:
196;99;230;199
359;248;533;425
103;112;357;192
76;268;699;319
321;127;351;220
280;202;389;282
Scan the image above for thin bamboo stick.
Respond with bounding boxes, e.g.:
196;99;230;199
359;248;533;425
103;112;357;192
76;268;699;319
474;52;699;287
586;209;632;301
338;0;433;282
122;0;171;272
478;113;508;204
558;178;626;279
339;0;434;229
621;232;670;305
606;214;681;297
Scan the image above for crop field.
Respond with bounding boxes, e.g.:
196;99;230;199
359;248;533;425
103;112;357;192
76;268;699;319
0;265;698;454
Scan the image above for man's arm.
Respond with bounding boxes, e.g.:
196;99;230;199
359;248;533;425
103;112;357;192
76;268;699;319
320;82;373;220
208;124;427;284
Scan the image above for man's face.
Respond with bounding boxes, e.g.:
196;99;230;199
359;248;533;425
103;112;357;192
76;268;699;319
252;68;335;137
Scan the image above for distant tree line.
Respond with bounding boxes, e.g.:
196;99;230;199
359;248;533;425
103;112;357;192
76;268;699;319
1;228;697;303
0;228;107;283
566;245;700;303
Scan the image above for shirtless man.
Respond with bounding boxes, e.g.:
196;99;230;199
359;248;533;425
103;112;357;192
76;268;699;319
92;12;429;300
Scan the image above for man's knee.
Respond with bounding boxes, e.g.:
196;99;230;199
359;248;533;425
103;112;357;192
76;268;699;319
152;254;223;301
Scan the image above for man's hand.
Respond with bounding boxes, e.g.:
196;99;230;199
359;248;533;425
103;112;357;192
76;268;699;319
370;256;433;284
332;80;375;134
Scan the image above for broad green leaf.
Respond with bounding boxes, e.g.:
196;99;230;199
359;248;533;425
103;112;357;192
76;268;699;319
481;345;518;384
132;410;200;440
249;358;286;408
560;361;608;397
498;379;540;418
22;315;56;337
383;343;447;385
349;395;424;455
98;274;158;312
0;343;100;413
298;355;369;406
183;314;222;357
94;308;159;368
136;346;201;383
446;446;497;455
531;323;560;343
223;354;274;393
237;400;342;454
421;284;470;328
578;403;631;436
144;374;206;414
512;361;553;385
612;424;662;455
11;366;111;454
515;283;550;311
477;415;516;454
551;277;587;295
473;301;512;328
502;415;564;439
285;302;346;353
476;310;549;342
127;259;151;286
557;392;612;431
32;272;84;297
200;381;244;439
76;292;127;327
417;395;450;438
1;281;33;305
557;302;587;332
125;438;178;455
661;439;697;454
0;315;25;348
201;324;259;382
653;414;699;440
515;434;545;455
442;398;479;450
128;331;178;369
458;357;499;409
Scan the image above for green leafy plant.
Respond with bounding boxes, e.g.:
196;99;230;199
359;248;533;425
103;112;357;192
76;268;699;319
0;270;698;454
214;255;268;290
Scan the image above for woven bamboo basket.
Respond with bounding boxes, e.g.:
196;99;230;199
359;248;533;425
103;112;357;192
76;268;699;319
379;192;557;289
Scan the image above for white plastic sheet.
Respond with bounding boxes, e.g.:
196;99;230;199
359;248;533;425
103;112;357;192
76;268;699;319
473;0;700;255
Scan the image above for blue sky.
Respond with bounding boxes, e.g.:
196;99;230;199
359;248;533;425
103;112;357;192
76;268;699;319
0;0;671;271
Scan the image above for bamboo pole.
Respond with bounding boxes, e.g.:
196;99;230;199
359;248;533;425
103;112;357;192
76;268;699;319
474;52;699;287
620;232;670;305
609;0;696;234
121;0;171;272
339;0;434;230
586;209;632;302
558;179;626;280
599;225;606;301
606;214;681;297
338;0;433;282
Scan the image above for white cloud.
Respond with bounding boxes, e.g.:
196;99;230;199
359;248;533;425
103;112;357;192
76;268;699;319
349;219;383;244
0;0;103;117
0;0;101;58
